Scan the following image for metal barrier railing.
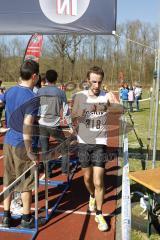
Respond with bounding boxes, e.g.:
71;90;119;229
0;136;78;239
0;164;36;202
0;163;39;240
37;131;78;222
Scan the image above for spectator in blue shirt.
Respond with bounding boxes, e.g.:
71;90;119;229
0;60;39;229
121;83;129;109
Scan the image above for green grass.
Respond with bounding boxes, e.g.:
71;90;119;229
123;90;160;239
3;81;16;89
132;230;160;240
3;82;75;99
126;90;160;159
66;90;73;100
131;203;160;239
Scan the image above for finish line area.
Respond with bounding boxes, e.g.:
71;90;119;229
0;110;120;240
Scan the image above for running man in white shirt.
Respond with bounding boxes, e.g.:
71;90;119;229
72;66;120;232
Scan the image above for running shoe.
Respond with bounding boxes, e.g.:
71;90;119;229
95;214;108;231
10;193;23;216
21;216;35;229
0;216;12;228
21;216;44;228
88;195;96;212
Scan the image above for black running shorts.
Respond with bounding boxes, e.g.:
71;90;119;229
78;143;107;168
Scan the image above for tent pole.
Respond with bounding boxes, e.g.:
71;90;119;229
152;29;160;168
147;51;157;167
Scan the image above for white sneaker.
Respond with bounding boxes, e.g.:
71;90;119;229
88;195;96;212
95;214;108;231
11;200;23;215
10;193;23;216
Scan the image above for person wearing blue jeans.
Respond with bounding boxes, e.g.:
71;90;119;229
134;86;142;111
120;85;129;110
135;95;141;111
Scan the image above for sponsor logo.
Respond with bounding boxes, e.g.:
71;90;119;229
39;0;90;24
31;36;39;43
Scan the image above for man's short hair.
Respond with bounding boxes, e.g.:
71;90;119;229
20;60;39;80
46;69;58;83
87;66;104;80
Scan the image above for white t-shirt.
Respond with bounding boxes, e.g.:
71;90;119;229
73;90;111;145
134;87;142;97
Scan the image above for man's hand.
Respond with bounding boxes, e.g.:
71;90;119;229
27;150;39;165
68;127;74;135
0;127;10;133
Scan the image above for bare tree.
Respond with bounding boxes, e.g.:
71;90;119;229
66;34;84;81
0;21;157;86
48;35;68;83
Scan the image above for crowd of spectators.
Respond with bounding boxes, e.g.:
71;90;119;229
119;83;142;111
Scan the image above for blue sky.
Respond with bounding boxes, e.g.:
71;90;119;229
117;0;159;25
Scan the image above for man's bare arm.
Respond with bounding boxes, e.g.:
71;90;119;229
23;114;37;162
72;94;84;120
0;100;4;108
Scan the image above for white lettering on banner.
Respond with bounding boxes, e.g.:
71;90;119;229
57;0;70;15
39;0;90;24
71;0;78;16
57;0;77;16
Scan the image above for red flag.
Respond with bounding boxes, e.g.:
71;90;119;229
23;33;43;62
